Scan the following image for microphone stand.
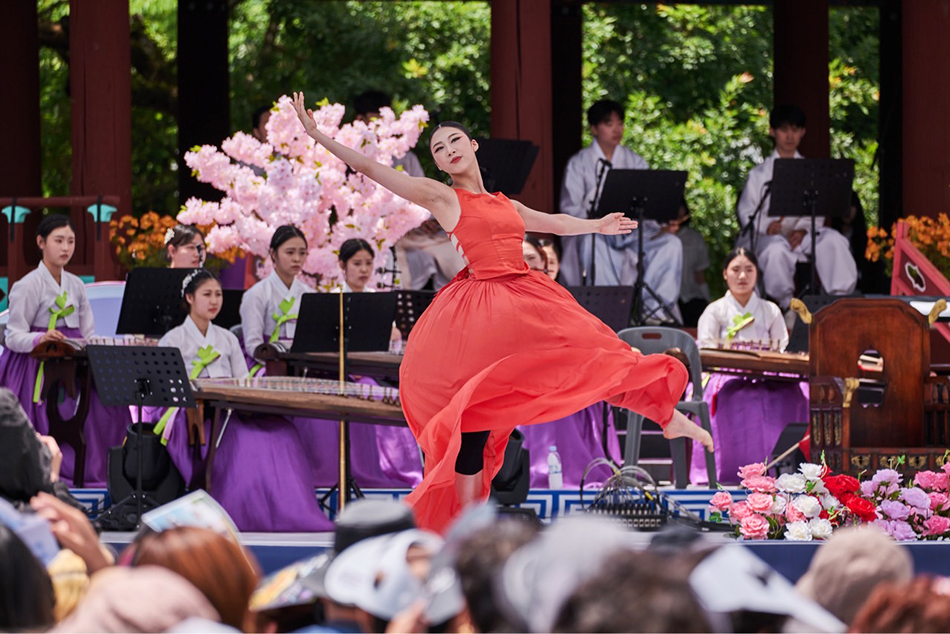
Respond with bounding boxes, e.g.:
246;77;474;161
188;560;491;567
741;180;772;254
584;158;611;286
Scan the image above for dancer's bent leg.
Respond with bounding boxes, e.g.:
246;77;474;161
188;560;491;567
455;431;490;508
663;410;715;453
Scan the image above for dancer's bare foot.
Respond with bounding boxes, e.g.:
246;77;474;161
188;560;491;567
663;410;715;453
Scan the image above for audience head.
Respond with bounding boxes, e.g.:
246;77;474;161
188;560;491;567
769;104;807;156
252;105;272;143
554;549;710;633
338;238;375;292
587;100;625;150
850;576;950;633
353;90;392;121
269;225;308;282
334;498;416;554
722;247;758;302
0;524;55;631
0;388;56;503
36;214;76;270
54;566;220;633
165;224;206;269
181;269;222;323
130;526;260;631
454;518;541;633
47;549;90;623
796;525;913;625
522;236;548;274
496;516;634;632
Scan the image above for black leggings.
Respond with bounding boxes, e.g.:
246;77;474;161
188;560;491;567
455;431;489;475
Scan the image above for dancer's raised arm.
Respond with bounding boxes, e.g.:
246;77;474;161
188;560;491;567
293;92;457;226
511;199;638;236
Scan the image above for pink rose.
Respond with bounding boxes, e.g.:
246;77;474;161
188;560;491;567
738;463;767;480
915;470;949;491
942;462;950;477
741;476;778;494
930;492;950;512
786;501;806;523
730;501;753;521
746;492;775;514
739;514;771;540
925;515;950;537
710;491;734;511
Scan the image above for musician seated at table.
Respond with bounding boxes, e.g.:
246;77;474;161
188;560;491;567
517;235;623;488
239;225;313;373
154;269;330;532
0;214;130;487
697;247;788;351
691;247;807;485
164;224;206;269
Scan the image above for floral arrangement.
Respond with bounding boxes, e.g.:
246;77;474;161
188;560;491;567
109;212;179;269
712;459;950;541
867;215;950;280
178;94;431;290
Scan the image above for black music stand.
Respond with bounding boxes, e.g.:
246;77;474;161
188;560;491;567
770;158;854;296
474;138;539;196
117;268;198;336
594;169;687;325
567;286;635;332
212;289;244;331
293;292;397;508
394;290;436;339
87;346;194;529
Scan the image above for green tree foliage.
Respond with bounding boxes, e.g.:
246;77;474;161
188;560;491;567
582;3;879;295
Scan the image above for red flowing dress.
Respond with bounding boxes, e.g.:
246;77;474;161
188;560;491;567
399;189;688;532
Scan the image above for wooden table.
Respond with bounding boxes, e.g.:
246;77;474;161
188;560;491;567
254;343;403;381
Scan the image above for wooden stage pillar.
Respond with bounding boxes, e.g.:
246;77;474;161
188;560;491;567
490;0;555;213
773;0;830;159
69;0;132;281
902;0;950;221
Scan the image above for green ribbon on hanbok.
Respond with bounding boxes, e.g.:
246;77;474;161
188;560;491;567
33;292;76;403
153;345;221;444
249;297;298;377
725;312;755;346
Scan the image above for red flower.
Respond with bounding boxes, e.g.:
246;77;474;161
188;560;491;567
823;474;860;498
842;494;878;522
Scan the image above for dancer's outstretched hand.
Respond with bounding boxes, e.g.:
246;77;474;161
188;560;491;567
598;212;638;235
292;91;318;137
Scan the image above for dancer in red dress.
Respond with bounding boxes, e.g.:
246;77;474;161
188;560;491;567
293;93;714;532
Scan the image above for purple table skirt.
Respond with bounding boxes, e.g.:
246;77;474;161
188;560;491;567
145;407;332;532
519;402;621;489
0;328;131;487
690;374;809;485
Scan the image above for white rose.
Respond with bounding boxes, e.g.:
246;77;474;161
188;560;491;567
794;495;822;518
799;463;824;481
811;479;828;495
776;473;807;494
821;494;840;511
770;495;788;515
785;521;813;541
809;518;834;539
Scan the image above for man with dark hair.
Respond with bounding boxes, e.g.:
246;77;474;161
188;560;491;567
559;99;683;322
737;104;857;312
251;105;272;143
352;90;464;290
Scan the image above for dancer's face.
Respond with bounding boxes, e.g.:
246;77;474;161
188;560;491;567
724;254;757;297
430;127;478;177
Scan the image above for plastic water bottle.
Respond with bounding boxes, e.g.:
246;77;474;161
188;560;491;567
547;445;563;489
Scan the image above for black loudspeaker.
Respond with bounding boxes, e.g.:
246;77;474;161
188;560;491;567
768;422;809;477
100;423;185;530
490;430;537;521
